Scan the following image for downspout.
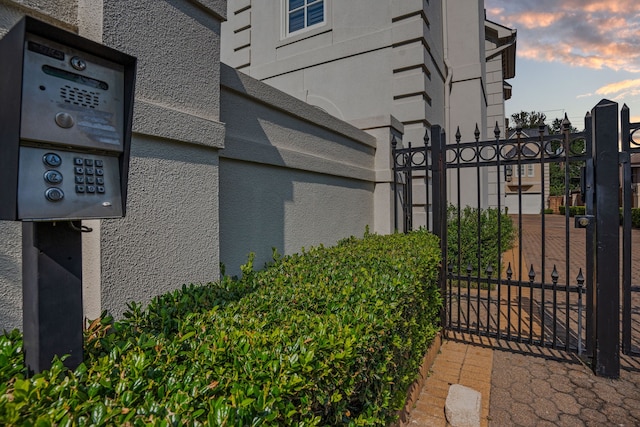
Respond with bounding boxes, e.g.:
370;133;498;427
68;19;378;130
442;0;453;201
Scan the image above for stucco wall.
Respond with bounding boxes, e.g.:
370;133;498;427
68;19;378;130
92;0;227;319
219;64;376;275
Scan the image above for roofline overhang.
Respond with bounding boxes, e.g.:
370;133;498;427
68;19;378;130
485;19;517;79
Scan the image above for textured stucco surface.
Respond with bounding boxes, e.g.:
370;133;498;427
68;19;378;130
94;0;226;318
220;67;376;275
219;159;373;277
102;0;222;122
99;135;220;318
0;222;22;331
0;0;77;33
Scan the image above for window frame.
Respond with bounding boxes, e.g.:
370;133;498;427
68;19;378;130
284;0;327;37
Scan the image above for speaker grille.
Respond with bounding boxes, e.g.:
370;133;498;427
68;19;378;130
60;85;100;109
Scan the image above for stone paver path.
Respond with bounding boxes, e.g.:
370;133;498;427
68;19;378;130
405;214;640;426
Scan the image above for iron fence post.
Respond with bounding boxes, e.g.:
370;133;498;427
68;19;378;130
583;112;595;355
431;125;447;326
591;99;620;378
620;105;632;355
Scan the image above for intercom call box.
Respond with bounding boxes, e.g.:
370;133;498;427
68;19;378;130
0;17;136;221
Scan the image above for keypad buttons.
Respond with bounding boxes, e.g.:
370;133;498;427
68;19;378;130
43;153;62;167
44;170;63;184
69;156;108;196
45;187;64;202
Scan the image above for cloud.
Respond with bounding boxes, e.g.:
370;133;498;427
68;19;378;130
485;0;640;73
594;79;640;102
576;93;593;99
596;79;640;96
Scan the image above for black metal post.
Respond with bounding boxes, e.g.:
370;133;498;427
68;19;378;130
591;99;620;378
431;125;447;326
22;221;84;374
583;112;595;355
620;104;633;355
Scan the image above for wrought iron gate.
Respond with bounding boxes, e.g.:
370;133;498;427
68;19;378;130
393;99;639;378
621;105;640;357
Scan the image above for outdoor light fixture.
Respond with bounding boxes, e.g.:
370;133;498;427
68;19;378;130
504;165;513;182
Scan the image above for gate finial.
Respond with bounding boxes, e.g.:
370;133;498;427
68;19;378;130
474;123;480;141
562;113;571;131
494;121;501;140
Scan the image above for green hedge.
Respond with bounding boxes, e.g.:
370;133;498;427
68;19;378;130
447;205;515;277
619;207;640;228
0;230;442;426
558;206;586;217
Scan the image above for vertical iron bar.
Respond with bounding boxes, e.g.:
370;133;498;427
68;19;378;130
487;265;493;331
516;128;523;342
529;265;535;343
466;263;472;333
455;128;464;331
507;263;513;339
425;131;431;232
552;265;559;349
584;112;595;354
494;123;503;339
621;104;632;355
563;115;572;351
577;269;584;355
392;136;398;232
406;142;413;232
539;124;547;345
431;125;447;329
475;125;482;335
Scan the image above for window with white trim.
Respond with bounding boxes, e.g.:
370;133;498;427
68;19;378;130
286;0;325;35
515;164;535;177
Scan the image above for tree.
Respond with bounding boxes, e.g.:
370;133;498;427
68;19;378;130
509;111;547;131
547;116;583;197
509;111;583;197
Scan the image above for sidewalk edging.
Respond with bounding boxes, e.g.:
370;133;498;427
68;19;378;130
392;331;443;426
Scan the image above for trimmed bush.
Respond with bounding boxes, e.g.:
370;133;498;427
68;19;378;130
447;205;515;277
559;206;586;217
543;208;554;214
0;230;442;426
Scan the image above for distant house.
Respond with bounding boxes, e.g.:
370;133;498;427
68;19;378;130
503;128;549;214
632;153;640;207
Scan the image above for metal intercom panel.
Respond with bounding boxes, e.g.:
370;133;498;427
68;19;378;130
0;17;136;221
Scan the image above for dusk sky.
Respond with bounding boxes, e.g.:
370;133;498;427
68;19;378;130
484;0;640;128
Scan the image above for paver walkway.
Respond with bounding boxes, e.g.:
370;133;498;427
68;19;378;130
405;214;640;426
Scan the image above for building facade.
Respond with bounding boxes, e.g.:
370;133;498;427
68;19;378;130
221;0;517;222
